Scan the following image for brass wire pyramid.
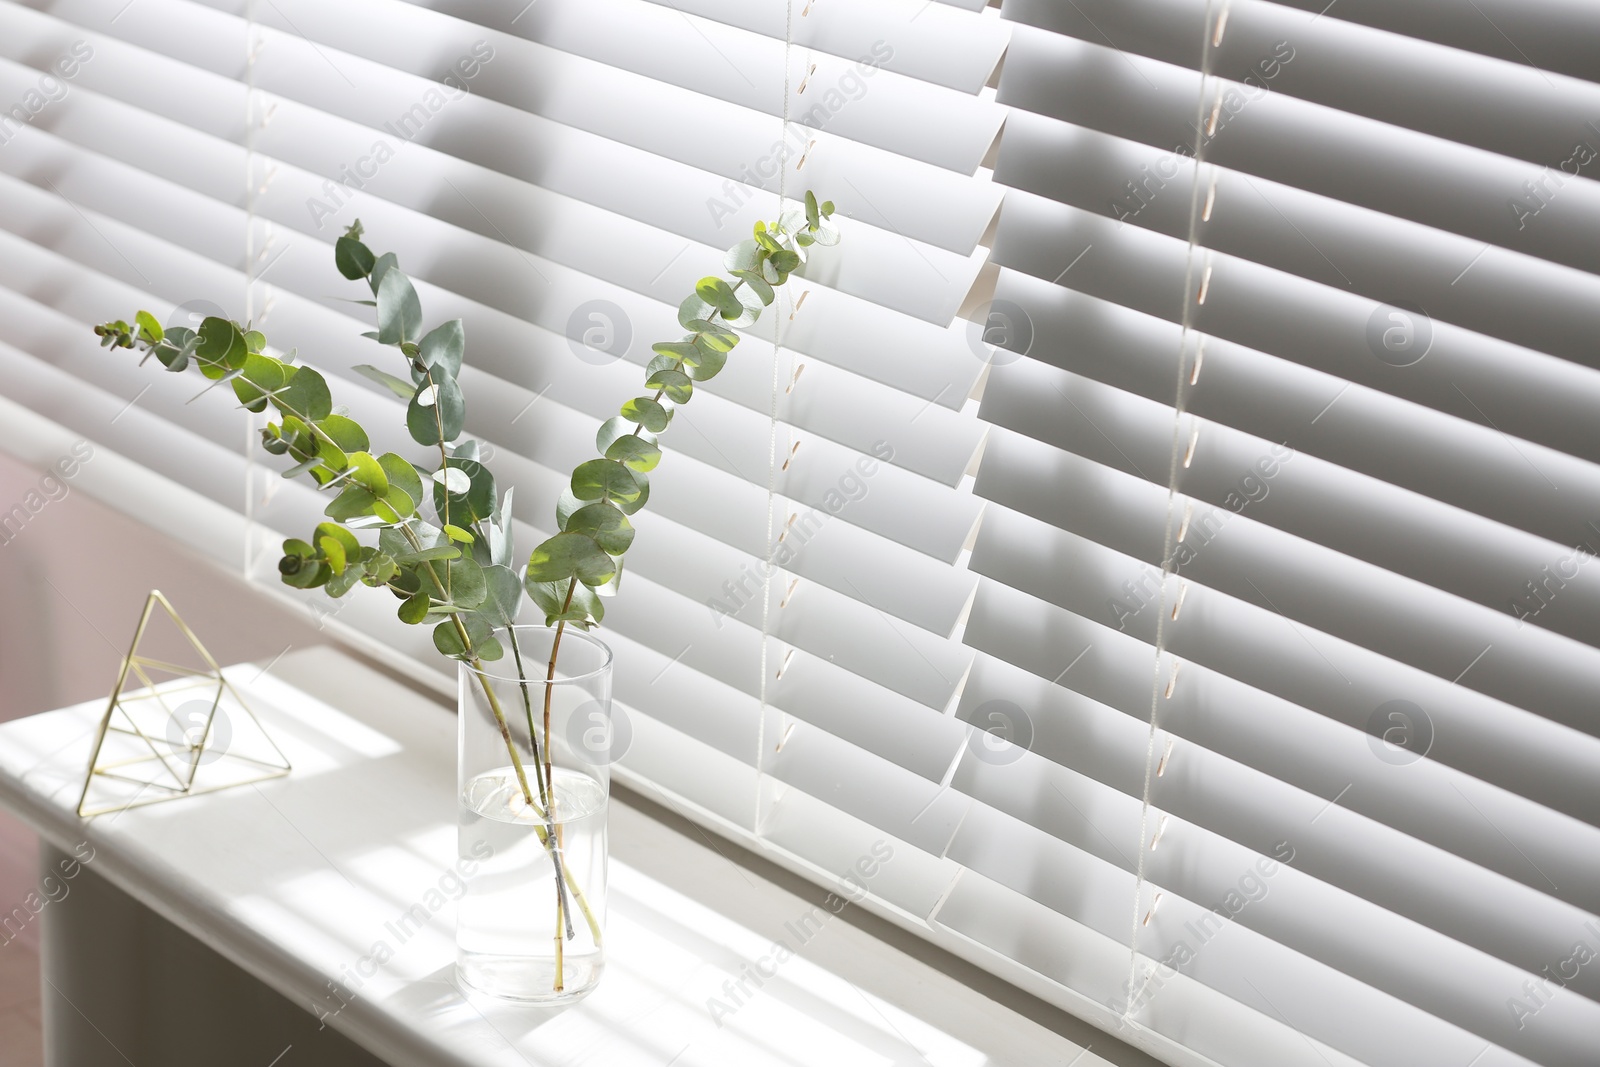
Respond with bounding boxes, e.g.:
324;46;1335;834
76;590;290;818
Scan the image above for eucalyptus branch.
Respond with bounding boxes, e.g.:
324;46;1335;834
94;194;842;972
523;192;839;628
524;197;839;813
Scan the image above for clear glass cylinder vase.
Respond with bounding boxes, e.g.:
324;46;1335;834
457;625;612;1002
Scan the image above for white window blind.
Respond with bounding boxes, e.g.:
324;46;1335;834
0;2;1596;1067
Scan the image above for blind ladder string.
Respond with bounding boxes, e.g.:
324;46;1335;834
755;0;797;835
243;1;261;580
1124;0;1226;1021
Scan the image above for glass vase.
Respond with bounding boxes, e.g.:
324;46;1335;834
457;625;613;1002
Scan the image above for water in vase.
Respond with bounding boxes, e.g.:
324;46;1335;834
458;765;608;1000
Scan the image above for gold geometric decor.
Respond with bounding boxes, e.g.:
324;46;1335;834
76;590;291;818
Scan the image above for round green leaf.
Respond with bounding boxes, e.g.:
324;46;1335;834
418;555;485;609
695;276;743;320
722;305;758;330
595;416;640;457
571;459;643;504
315;436;348;474
432;457;495;525
694;324;739;353
370;497;403;525
396;545;461;566
525;531;616;586
282;537;316;559
621;396;670;433
314;522;360;556
347;451;389;494
325;564;362;598
378;454;424;512
134;311;164;345
406;375;464;446
195;317;247;379
479;564;523;627
431;619;465;656
153;332;192;372
364;553;400;588
568;580;607;624
565;502;635;555
729;269;774;306
684;345;727;381
524;578;570;620
678;293;717;331
317;534;348;575
754;227;784;254
555;485;586;530
612;467;650;515
645;353;679;382
280;559;329;590
276;365;333;423
389;566;422;597
645;368;693;403
526;577;603;627
724;238;763;274
435;466;470;493
232;353;287;413
398;591;429;624
319;414;369;453
651;341;698;362
605;433;661;472
324;483;379;522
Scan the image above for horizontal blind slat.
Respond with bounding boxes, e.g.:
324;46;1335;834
992;188;1600;467
995;108;1600;372
999;26;1600;279
1000;0;1600;169
991;268;1600;554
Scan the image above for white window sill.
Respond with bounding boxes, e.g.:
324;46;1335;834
0;646;1131;1067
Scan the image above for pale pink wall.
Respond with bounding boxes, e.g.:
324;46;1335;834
0;450;327;723
0;449;330;956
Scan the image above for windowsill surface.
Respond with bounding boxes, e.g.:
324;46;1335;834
0;647;1121;1067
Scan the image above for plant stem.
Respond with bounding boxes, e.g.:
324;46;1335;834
510;627;574;949
545;578;577;972
400;526;598;959
525;286;765;956
544;580;577;827
508;630;551;811
414;364;593;964
463;639;596;943
553;884;565;991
